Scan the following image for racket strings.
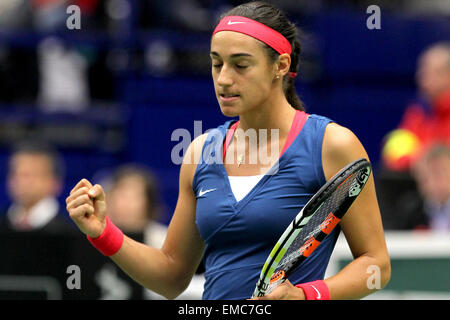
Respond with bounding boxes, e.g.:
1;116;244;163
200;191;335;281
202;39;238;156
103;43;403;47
277;173;356;269
254;160;371;297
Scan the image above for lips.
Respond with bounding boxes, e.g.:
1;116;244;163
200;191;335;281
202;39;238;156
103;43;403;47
219;93;240;103
220;93;240;98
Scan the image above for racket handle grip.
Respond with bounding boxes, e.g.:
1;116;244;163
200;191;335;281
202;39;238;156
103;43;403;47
296;280;330;300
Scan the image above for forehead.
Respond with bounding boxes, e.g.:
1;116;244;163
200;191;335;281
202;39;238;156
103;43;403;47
429;153;450;165
114;175;146;188
419;48;450;69
10;152;52;170
211;31;266;57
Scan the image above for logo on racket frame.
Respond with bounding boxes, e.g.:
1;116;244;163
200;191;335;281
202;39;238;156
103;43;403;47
349;167;370;197
304;212;340;241
270;270;285;284
298;237;320;257
320;213;340;234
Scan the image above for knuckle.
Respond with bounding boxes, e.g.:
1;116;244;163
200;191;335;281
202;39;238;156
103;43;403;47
80;187;89;194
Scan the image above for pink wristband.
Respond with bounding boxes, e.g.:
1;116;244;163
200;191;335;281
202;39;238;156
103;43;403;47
87;216;124;256
296;280;330;300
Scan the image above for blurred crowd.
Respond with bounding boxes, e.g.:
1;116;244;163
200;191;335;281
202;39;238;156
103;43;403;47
1;0;449;108
380;42;450;231
2;1;449;32
0;139;204;299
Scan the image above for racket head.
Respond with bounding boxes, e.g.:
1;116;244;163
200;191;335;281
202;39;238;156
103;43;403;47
252;158;371;297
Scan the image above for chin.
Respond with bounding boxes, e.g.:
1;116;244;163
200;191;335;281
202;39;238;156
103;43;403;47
221;110;239;117
219;105;240;117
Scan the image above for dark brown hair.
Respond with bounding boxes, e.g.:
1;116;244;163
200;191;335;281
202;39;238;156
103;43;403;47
220;1;304;110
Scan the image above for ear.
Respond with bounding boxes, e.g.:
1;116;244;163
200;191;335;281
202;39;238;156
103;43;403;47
276;53;291;77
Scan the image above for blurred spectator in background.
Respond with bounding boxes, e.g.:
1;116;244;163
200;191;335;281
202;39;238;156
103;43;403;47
412;143;450;231
382;41;450;171
378;41;450;231
0;142;73;233
104;164;204;299
105;164;166;244
37;37;90;112
0;0;30;30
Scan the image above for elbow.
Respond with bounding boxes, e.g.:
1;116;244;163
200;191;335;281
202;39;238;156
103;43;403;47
144;278;187;300
139;264;191;300
377;250;391;290
380;257;391;289
164;291;181;300
162;272;193;300
164;281;188;300
367;254;391;292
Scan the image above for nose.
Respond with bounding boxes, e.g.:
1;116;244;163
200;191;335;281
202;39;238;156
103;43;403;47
216;64;234;87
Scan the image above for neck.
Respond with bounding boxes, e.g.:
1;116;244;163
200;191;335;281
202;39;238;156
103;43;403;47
21;197;48;214
237;93;296;138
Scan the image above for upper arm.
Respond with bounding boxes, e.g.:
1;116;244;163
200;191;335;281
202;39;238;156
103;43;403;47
160;133;208;286
321;123;389;262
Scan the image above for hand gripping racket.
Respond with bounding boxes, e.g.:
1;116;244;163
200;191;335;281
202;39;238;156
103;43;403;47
253;158;371;297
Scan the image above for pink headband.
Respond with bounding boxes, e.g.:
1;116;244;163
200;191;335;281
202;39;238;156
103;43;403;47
212;16;292;55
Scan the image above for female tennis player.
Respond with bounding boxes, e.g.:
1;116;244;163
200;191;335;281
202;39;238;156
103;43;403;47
66;1;390;300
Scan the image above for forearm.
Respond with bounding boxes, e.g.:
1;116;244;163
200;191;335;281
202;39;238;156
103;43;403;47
324;253;391;300
110;235;189;299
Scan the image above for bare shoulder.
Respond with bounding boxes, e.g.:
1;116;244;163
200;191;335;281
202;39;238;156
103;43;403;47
322;123;363;155
321;122;370;180
180;132;210;188
183;132;209;166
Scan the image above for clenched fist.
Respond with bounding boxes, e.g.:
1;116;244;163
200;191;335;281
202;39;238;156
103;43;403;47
66;178;107;238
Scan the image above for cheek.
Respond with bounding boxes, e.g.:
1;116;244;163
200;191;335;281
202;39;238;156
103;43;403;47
212;76;219;92
9;174;38;194
7;178;20;198
242;69;272;95
247;80;272;105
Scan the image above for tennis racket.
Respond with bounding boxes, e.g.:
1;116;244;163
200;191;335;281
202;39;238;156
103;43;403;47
252;158;371;297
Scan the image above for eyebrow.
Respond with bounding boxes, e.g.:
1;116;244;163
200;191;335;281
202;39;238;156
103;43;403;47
210;51;253;58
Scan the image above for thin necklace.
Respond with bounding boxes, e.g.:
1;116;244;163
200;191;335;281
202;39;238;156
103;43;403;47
233;128;273;167
234;131;245;167
237;153;244;167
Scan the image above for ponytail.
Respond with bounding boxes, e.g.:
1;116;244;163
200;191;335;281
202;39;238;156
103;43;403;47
283;38;304;111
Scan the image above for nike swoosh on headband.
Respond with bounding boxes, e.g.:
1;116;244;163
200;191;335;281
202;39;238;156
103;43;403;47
227;20;245;25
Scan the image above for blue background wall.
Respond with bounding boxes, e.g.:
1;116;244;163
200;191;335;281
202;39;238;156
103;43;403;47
0;7;449;224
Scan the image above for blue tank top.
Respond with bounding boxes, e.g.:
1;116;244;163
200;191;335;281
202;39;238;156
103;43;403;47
193;114;339;300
